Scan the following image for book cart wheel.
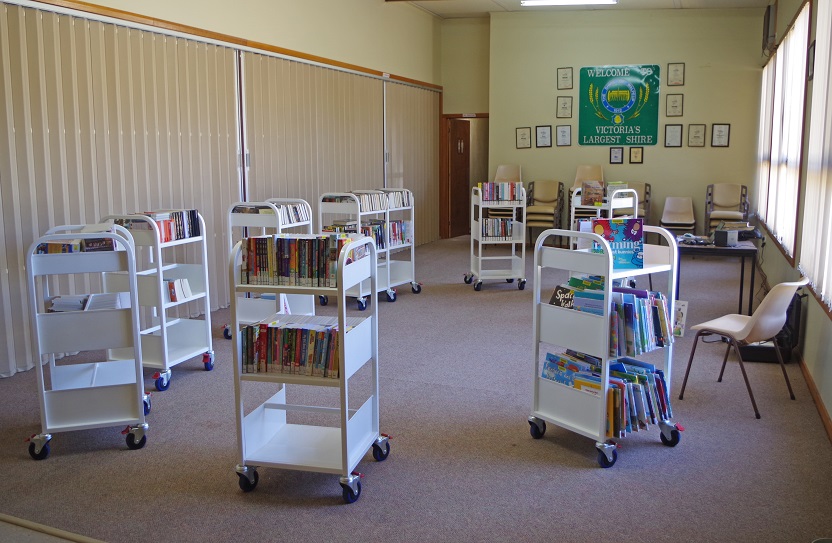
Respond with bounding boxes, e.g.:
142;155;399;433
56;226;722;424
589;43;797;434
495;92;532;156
372;441;391;462
411;282;422;294
340;480;362;504
518;279;527;290
223;325;232;340
596;442;618;468
237;468;259;492
203;351;215;371
506;278;514;283
153;370;171;392
528;417;546;439
124;424;148;450
126;433;147;450
659;421;683;447
357;298;368;311
319;295;329;306
385;289;397;303
463;273;474;285
27;434;51;461
143;394;152;416
474;281;483;292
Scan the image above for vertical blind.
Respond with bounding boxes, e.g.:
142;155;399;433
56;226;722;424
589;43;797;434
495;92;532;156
799;0;832;306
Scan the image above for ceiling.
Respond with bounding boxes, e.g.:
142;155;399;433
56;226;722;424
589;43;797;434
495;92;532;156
388;0;772;19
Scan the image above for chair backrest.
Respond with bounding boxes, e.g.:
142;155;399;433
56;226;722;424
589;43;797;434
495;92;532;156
572;165;604;191
530;180;561;204
494;164;522;183
661;196;695;224
742;277;809;344
709;183;747;211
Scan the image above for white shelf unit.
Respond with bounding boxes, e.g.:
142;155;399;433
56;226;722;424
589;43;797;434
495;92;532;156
318;190;421;310
224;199;316;339
528;226;682;467
570;188;639;247
465;185;527;291
229;235;388;503
25;225;149;460
100;211;213;392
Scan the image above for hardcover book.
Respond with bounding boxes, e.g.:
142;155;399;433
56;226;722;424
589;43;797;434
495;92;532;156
591;218;644;270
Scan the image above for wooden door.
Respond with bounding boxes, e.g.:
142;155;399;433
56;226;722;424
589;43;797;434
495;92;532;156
449;119;471;237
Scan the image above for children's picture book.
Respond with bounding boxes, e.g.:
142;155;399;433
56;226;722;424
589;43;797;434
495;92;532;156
591;217;644;270
673;300;689;337
549;285;575;308
581;180;605;206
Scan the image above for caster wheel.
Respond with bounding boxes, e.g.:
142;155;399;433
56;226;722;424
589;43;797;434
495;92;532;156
155;375;170;392
411;283;422;294
474;281;482;292
660;429;681;447
597;449;617;468
341;481;361;504
372;441;391;462
357;299;367;311
505;278;514;283
28;442;50;461
238;470;259;492
319;295;329;306
203;352;214;371
143;398;152;416
223;326;232;340
529;419;546;439
386;290;397;303
463;274;473;285
518;279;526;291
126;433;147;450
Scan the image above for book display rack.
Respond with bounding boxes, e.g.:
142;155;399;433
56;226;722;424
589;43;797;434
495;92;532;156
570;188;639;247
229;234;389;503
528;226;683;467
465;183;527;291
100;210;213;391
25;224;149;460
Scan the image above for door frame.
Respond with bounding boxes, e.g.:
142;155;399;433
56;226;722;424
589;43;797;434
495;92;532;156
440;113;489;239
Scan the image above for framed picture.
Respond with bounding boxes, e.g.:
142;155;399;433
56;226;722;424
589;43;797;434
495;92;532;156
665;124;683;147
666;94;684;117
516;127;532;149
535;125;552;148
557;67;573;90
711;123;731;147
556;96;573;119
667;62;685;86
688;124;706;147
610;147;624;164
808;40;816;80
629;147;643;164
556;125;571;146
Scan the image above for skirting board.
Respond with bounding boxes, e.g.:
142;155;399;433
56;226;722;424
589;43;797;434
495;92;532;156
798;353;832;446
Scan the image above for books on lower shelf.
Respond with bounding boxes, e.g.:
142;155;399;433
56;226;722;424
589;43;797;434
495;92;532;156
481;217;515;240
36;237;116;253
540;350;673;438
164;278;193;303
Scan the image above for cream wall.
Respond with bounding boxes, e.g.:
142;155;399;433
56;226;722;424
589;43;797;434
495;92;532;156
487;9;762;228
440;18;490;113
81;0;441;84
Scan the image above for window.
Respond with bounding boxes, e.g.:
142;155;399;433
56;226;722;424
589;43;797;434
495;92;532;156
799;0;832;306
755;3;810;257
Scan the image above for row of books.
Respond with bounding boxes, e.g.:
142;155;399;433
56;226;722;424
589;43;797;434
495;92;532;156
383;189;412;208
321;219;413;248
609;287;673;357
114;209;201;243
360;221;386;250
240;319;343;378
480;217;516;240
351;190;388;212
478;181;523;203
164;277;193;303
240;233;361;287
36;237;115;254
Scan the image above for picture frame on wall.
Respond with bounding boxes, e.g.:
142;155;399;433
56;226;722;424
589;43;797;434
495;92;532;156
610;147;624;164
666;94;684;117
667;62;685;86
536;125;552;148
556;96;573;118
630;147;643;164
665;124;683;147
556;125;571;146
711;123;731;147
557;67;573;90
516;127;532;149
688;124;706;147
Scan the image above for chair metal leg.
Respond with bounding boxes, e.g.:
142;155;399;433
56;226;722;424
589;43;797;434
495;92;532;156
730;339;761;419
678;330;706;400
717;342;731;382
772;335;796;400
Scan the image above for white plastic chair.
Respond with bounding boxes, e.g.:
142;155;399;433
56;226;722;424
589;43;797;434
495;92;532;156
678;277;809;419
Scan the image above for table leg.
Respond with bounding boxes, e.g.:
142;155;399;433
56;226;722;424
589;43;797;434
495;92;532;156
738;256;745;314
748;256;755;316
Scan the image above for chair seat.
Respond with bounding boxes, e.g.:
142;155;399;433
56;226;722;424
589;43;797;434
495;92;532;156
692;314;752;339
527;205;556;214
710;210;745;220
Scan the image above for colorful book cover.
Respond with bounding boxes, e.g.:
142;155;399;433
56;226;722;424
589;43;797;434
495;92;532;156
673;300;689;337
549;285;575;309
581;180;605;206
591;218;644;270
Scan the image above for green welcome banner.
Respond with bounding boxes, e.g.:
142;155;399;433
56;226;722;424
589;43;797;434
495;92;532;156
579;65;660;146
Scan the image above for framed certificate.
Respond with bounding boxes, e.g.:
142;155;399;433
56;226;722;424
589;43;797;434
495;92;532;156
516;127;532;149
610;147;624;164
556;125;571;146
665;124;683;147
666;94;684;117
688;124;706;147
711;123;731;147
535;125;552;148
667;62;685;86
556;96;573;119
557;67;573;90
629;147;643;164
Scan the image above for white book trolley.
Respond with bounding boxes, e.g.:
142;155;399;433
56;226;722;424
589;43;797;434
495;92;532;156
25;225;149;460
100;211;213;391
528;226;682;467
229;235;388;503
570;188;639;247
465;185;527;291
